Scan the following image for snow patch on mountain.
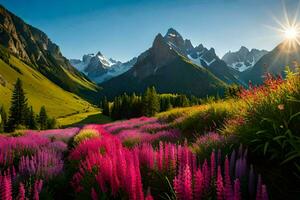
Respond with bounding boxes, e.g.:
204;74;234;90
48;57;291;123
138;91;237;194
222;47;268;72
70;52;137;83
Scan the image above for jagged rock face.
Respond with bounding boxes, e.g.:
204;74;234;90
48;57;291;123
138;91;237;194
131;33;178;79
128;28;240;84
164;28;194;56
0;6;71;70
222;46;268;72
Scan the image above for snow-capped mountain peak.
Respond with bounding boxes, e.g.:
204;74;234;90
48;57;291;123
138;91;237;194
69;52;137;83
222;47;268;72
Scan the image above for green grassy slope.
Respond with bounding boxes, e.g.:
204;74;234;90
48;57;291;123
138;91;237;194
57;111;112;128
0;56;97;118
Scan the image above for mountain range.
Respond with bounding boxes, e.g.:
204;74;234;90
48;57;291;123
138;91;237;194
70;52;137;83
1;4;299;115
222;46;268;72
98;28;237;98
241;41;300;84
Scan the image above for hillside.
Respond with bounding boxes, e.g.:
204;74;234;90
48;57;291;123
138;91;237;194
0;54;96;119
0;5;99;102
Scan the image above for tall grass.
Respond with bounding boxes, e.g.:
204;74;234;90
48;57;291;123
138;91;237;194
238;72;300;173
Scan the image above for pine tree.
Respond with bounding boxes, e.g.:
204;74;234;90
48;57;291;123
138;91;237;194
26;106;37;130
102;97;110;116
165;98;173;111
142;86;160;116
38;106;48;130
47;118;56;129
7;78;28;131
0;106;7;132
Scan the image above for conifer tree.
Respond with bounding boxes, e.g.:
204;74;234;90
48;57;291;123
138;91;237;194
142;86;160;116
102;97;110;116
7;78;28;131
0;105;7;132
47;118;56;129
38;106;48;130
26;106;37;130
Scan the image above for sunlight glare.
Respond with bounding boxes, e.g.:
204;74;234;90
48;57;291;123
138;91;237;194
284;27;298;40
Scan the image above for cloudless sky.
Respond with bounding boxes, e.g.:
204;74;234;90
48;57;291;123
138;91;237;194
0;0;299;61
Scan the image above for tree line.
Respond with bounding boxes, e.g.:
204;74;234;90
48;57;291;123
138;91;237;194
0;78;56;133
100;86;203;120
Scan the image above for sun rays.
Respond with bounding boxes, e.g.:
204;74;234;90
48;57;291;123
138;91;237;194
268;1;300;51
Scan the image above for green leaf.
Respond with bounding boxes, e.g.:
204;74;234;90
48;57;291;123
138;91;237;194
264;142;269;155
273;136;286;141
281;153;300;165
289;111;300;123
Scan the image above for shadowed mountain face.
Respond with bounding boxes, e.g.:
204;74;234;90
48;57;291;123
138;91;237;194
242;41;300;84
0;5;99;101
222;46;268;72
99;29;230;99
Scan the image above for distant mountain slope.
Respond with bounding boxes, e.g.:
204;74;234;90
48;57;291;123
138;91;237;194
222;46;268;72
0;5;99;101
70;52;137;83
0;53;94;118
100;31;227;99
242;41;300;84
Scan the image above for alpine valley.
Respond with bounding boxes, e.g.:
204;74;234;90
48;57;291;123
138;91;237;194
1;4;298;113
1;2;300;200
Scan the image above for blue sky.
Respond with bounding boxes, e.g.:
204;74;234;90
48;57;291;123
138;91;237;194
0;0;298;61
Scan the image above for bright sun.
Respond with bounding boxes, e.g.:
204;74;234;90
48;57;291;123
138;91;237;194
284;27;298;40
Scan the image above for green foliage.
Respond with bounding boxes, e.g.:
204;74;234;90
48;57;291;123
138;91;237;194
225;84;242;99
158;100;243;139
179;103;237;137
142;86;160;117
238;73;300;174
10;131;25;137
38;106;48;130
101;96;110;116
6;78;28;132
3;79;57;132
73;129;99;145
26;106;37;129
0;105;7;132
102;87;204;120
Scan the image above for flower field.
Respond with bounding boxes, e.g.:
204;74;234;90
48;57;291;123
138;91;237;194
0;73;300;199
0;117;269;200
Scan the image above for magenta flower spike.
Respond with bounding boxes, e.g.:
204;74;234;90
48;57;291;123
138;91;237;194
145;189;154;200
202;159;210;190
224;156;233;200
256;175;262;200
216;166;224;200
18;183;26;200
183;164;193;200
233;179;241;200
194;168;204;200
211;150;216;179
91;188;98;200
1;175;12;200
261;185;269;200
